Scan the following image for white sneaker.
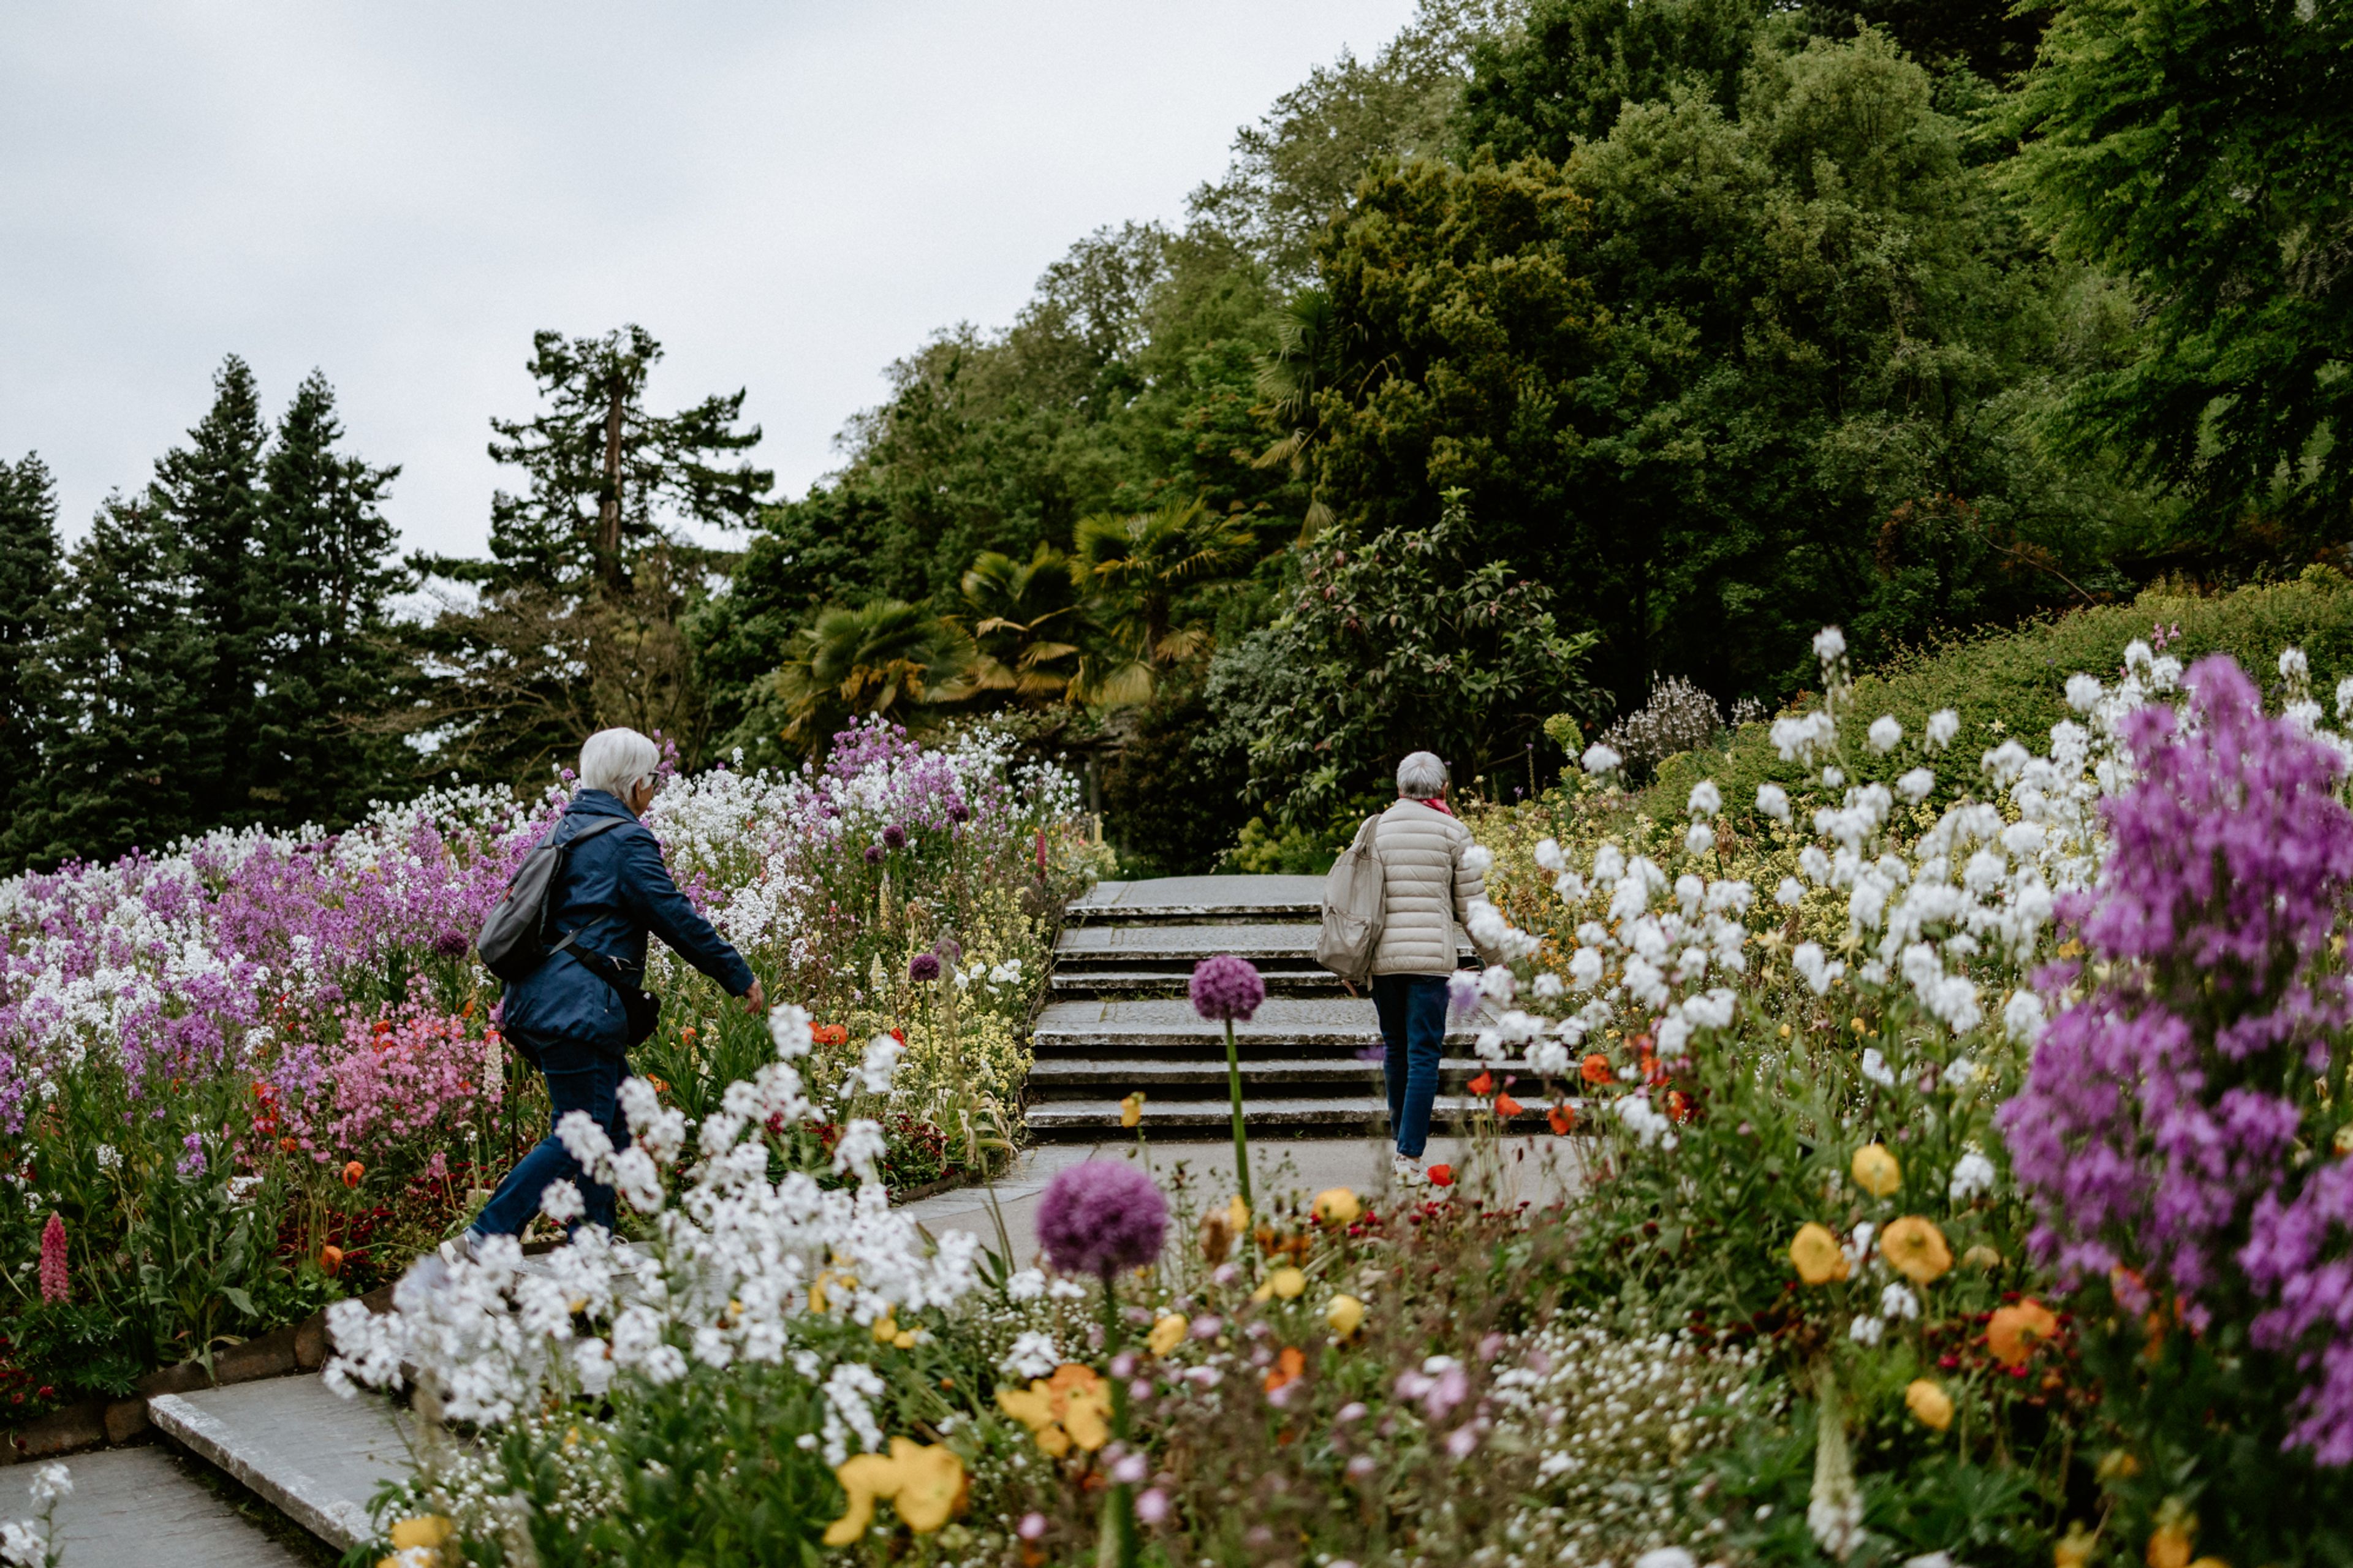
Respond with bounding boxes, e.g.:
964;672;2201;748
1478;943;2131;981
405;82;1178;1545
1391;1153;1426;1187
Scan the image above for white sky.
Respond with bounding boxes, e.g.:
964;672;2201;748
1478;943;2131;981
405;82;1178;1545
1;1;1420;559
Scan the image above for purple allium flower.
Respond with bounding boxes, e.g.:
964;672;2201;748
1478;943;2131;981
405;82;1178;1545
908;952;941;984
1037;1160;1169;1278
863;844;885;866
431;929;471;959
946;799;971;824
1189;955;1264;1022
882;824;907;850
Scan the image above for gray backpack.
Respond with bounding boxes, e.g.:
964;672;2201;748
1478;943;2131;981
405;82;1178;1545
1314;812;1386;982
476;816;627;983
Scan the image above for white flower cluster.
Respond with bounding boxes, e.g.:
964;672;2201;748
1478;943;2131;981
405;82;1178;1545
324;1006;982;1464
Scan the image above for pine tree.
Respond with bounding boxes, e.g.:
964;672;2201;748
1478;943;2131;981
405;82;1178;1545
153;356;268;829
407;325;771;781
9;494;208;869
0;453;60;760
252;371;411;827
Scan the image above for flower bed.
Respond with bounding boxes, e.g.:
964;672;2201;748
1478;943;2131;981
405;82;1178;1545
336;629;2353;1568
0;720;1094;1420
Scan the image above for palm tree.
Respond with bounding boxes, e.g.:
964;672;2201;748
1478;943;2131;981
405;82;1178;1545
1069;497;1253;706
954;543;1083;703
1251;288;1363;539
763;599;971;750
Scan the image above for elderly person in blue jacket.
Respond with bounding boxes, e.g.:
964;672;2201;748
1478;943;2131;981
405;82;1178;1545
457;727;764;1252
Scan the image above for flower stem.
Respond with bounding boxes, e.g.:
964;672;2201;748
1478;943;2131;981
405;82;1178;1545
1222;1017;1252;1209
1098;1274;1138;1568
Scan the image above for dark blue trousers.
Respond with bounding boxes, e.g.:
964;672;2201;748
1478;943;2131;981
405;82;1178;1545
471;1038;629;1238
1371;973;1450;1159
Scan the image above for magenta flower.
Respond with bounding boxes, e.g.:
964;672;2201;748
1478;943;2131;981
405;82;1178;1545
1037;1160;1168;1278
37;1213;66;1305
908;953;941;983
1189;956;1265;1023
430;930;471;958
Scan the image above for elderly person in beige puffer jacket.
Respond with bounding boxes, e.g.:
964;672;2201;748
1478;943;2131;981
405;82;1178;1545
1352;749;1497;1184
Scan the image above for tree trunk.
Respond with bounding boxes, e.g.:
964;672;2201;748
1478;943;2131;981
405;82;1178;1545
597;381;626;597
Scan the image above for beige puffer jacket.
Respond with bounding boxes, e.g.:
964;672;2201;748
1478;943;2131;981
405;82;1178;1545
1361;798;1490;977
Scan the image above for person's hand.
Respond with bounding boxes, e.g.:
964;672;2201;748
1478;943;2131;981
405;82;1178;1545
1340;979;1359;999
742;977;767;1015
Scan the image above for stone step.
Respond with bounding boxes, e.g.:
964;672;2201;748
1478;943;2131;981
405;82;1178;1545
1024;1093;1550;1138
1033;996;1491;1054
1064;874;1324;926
1055;922;1320;966
149;1376;413;1553
1026;1055;1524;1096
8;1442;316;1567
1049;966;1343;997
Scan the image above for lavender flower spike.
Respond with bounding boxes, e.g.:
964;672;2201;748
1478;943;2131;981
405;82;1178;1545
1189;955;1265;1022
1037;1161;1168;1278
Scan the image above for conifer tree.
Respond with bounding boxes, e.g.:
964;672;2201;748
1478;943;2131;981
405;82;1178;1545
252;371;411;827
0;453;59;759
152;356;268;828
9;494;207;869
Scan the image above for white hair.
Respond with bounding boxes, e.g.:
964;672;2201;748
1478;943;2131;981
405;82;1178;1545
1396;751;1449;800
580;727;661;801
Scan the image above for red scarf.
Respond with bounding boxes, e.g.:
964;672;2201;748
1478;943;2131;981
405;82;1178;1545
1410;796;1455;817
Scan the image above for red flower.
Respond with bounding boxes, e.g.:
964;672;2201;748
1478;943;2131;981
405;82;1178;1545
1494;1093;1526;1118
1580;1053;1612;1085
1548;1104;1577;1135
812;1023;849;1047
1426;1164;1455;1187
341;1161;365;1189
1467;1071;1495;1097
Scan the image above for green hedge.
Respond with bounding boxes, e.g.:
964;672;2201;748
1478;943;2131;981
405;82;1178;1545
1642;570;2353;824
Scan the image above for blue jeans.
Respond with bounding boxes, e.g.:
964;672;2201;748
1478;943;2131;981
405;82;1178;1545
471;1039;628;1238
1372;974;1449;1158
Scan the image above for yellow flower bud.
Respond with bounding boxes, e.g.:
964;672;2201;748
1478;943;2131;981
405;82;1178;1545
1904;1378;1953;1431
1268;1266;1307;1300
1327;1293;1365;1340
1148;1313;1188;1357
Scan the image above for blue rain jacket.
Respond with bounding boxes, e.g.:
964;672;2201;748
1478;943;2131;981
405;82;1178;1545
500;788;756;1058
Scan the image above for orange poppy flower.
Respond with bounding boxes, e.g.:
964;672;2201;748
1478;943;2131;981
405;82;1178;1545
1263;1345;1306;1393
1987;1299;2059;1367
1580;1054;1612;1085
1548;1104;1577;1135
1467;1071;1495;1097
1494;1093;1525;1118
1426;1164;1455;1187
317;1244;344;1277
341;1161;365;1188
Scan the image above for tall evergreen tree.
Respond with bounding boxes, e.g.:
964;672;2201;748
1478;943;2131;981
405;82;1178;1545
152;356;268;829
0;454;60;760
252;371;411;827
409;325;770;781
9;494;207;869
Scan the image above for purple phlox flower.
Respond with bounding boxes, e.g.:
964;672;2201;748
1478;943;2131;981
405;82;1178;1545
908;953;941;984
1036;1160;1169;1278
1189;955;1265;1023
178;1134;207;1178
1446;970;1482;1021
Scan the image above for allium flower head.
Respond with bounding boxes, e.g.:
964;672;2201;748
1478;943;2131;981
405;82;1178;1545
882;824;907;850
907;952;941;984
1189;955;1264;1022
1037;1161;1168;1278
431;929;471;958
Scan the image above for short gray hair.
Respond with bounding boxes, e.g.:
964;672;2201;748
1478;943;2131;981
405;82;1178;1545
580;727;661;800
1396;751;1449;800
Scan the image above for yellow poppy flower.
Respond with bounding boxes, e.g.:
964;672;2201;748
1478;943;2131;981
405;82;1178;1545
823;1438;969;1543
1148;1313;1188;1357
824;1451;899;1546
1268;1265;1307;1300
1327;1293;1365;1341
1904;1379;1952;1431
1851;1143;1901;1198
388;1516;453;1550
1789;1222;1849;1285
1120;1091;1146;1129
872;1311;900;1344
2054;1523;2097;1568
1311;1187;1362;1226
1880;1217;1953;1284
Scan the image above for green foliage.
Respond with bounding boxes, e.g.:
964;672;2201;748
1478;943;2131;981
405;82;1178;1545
1209;492;1605;825
735;599;971;764
2010;0;2353;542
1645;572;2353;826
1317;28;2154;710
0;454;59;763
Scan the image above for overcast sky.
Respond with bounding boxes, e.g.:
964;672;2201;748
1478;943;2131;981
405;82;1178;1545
1;1;1419;559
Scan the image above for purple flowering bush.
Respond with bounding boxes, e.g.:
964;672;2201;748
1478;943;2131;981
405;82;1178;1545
0;721;1094;1420
2001;656;2353;1550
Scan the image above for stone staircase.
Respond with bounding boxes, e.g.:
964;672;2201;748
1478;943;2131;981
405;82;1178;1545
1027;874;1523;1140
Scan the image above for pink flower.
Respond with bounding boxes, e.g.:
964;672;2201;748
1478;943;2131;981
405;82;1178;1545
1037;1161;1168;1278
37;1213;67;1305
1189;956;1264;1023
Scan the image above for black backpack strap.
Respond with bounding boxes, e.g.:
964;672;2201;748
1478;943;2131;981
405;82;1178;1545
539;815;631;955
